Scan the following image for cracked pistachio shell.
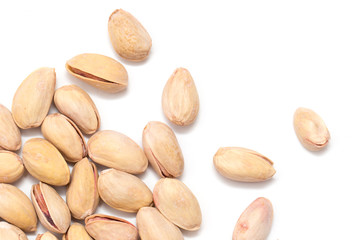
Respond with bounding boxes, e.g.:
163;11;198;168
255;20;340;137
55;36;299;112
31;182;71;234
88;130;148;174
85;214;138;240
293;107;330;151
233;197;273;240
98;169;152;213
0;150;24;183
0;221;28;240
0;104;21;151
213;147;276;182
22;138;70;186
108;9;152;61
12;67;56;129
153;178;202;231
66;158;99;219
41;113;87;162
0;184;37;232
162;68;199;126
137;207;183;240
142;121;184;178
36;232;59;240
54;85;100;135
62;223;92;240
66;53;128;93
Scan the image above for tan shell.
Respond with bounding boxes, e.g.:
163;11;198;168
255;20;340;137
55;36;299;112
98;169;152;212
213;147;276;182
31;182;71;234
66;53;128;93
294;107;330;151
0;184;37;232
66;158;99;219
85;214;138;240
41;113;87;162
88;130;148;174
62;223;92;240
153;178;202;231
0;150;24;183
233;197;273;240
12;67;56;129
137;207;183;240
22;138;70;186
54;85;100;135
108;9;152;61
162;68;199;126
142;121;184;178
0;104;21;151
0;221;28;240
36;232;59;240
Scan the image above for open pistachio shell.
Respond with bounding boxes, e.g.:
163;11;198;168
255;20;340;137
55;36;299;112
0;150;24;183
0;104;21;151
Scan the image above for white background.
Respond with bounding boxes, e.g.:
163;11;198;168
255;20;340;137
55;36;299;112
1;0;360;239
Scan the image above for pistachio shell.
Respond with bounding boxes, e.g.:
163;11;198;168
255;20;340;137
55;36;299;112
0;104;21;151
0;184;37;232
108;9;152;61
54;85;100;135
62;223;92;240
31;182;71;234
213;147;276;182
0;221;28;240
66;53;128;93
12;67;56;129
22;138;70;186
88;130;148;174
0;150;24;183
153;178;202;231
36;232;59;240
98;169;152;212
142;121;184;178
41;113;87;162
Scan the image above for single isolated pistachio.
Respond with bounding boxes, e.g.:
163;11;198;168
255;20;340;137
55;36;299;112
31;182;71;234
213;147;276;182
153;178;202;231
233;197;273;240
142;121;184;178
0;104;21;151
0;184;37;232
137;207;183;240
22;138;70;186
0;221;28;240
88;130;148;174
66;53;128;93
98;169;153;212
54;85;100;135
85;214;139;240
162;68;199;126
41;113;87;162
0;150;24;183
12;67;56;129
293;107;330;151
66;158;99;219
62;223;92;240
36;232;59;240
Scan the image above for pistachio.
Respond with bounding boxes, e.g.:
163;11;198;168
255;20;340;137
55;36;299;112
0;221;28;240
0;150;24;183
213;147;276;182
54;85;100;135
66;158;99;219
12;67;56;129
0;184;37;232
0;104;21;151
41;113;87;162
153;178;202;231
88;130;148;174
142;121;184;178
108;9;152;61
31;182;71;234
162;68;199;126
36;232;59;240
137;207;183;240
85;214;138;240
98;169;152;212
22;138;70;186
66;53;128;93
293;107;330;151
232;197;273;240
62;223;92;240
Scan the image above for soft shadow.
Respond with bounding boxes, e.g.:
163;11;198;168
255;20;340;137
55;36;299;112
20;127;42;138
182;228;203;238
98;200;137;219
308;142;331;156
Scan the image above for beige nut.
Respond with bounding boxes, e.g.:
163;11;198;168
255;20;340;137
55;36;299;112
0;104;21;151
0;221;28;240
62;223;92;240
36;232;59;240
0;150;24;183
